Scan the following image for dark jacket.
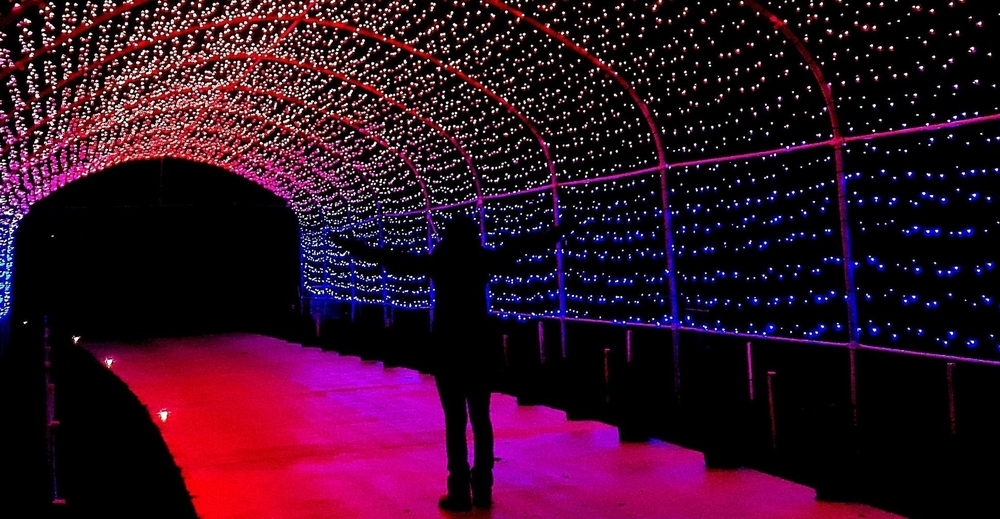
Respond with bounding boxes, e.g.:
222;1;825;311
332;225;563;376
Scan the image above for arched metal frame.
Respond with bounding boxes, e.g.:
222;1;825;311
2;1;998;377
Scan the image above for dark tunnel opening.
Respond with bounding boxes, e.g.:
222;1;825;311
10;158;302;342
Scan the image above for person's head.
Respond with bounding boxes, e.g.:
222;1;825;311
441;216;480;245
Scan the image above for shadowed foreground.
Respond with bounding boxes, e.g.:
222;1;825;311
82;333;901;519
52;342;198;518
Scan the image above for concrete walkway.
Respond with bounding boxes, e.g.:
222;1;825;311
84;334;901;519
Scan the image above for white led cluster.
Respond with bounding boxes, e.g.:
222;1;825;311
1;1;997;357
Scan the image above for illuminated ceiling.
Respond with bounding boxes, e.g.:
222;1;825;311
2;1;998;356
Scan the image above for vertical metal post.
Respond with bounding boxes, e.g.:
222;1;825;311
603;347;612;406
552;185;568;361
626;329;633;364
849;346;858;426
832;104;860;431
947;362;957;437
671;328;681;399
347;209;357;324
479;198;495;318
558;316;568;361
537;320;547;365
767;371;778;450
377;200;388;328
746;342;755;402
654;161;682;400
43;318;65;506
47;376;62;505
502;334;510;369
477;200;487;247
427;297;433;334
427;213;436;333
322;234;329;299
542;136;567;360
349;267;357;324
744;0;859;429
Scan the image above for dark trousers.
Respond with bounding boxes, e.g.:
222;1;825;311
436;373;494;492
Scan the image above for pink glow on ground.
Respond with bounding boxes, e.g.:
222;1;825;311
85;334;902;519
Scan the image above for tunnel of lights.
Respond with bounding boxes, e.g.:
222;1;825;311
1;1;998;360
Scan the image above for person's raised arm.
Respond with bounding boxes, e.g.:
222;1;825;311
328;231;431;276
487;219;574;268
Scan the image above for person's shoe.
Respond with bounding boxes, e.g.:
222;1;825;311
472;488;492;509
438;493;472;512
471;469;493;509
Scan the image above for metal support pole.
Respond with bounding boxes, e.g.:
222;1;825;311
747;342;755;402
377;200;389;328
671;328;681;398
537;320;547;365
947;362;957;437
558;316;567;361
657;161;682;400
603;347;612;406
347;208;358;324
626;329;633;364
427;213;436;333
427;296;433;334
838;141;861;428
43;319;65;506
349;269;357;323
502;334;510;369
552;181;568;360
848;347;859;426
745;0;860;429
767;371;778;450
321;233;330;299
477;200;487;247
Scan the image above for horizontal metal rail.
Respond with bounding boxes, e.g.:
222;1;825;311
330;112;1000;231
491;311;1000;368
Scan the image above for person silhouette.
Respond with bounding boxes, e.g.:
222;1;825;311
330;215;567;511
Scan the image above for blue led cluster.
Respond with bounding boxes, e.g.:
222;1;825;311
1;1;997;360
850;128;1000;353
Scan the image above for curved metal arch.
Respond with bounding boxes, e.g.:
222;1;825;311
8;97;429;290
5;2;689;338
2;51;477;236
3;13;551;205
740;0;861;422
8;122;331;216
481;1;667;169
478;0;675;360
225;85;438;234
0;0;154;81
740;0;858;347
301;17;558;186
4;88;419;270
4;91;348;217
7;85;356;192
240;53;484;208
38;132;338;291
8;126;362;258
2;18;264;124
8;82;437;229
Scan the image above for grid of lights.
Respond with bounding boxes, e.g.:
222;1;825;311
1;1;997;358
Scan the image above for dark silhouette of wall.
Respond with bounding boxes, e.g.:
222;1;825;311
11;159;301;341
